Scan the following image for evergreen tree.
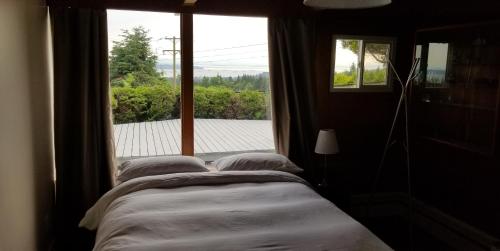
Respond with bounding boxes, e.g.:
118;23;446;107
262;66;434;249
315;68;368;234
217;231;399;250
109;26;161;86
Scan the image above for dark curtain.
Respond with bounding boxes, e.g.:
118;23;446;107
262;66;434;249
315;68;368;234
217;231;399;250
268;18;318;181
51;7;115;250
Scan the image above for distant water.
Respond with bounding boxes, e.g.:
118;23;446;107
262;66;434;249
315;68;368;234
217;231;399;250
159;68;268;78
427;69;446;82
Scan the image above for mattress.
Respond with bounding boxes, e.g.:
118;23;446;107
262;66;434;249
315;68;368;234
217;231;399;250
80;170;392;251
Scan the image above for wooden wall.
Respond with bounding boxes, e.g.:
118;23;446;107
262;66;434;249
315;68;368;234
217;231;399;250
313;1;500;239
313;9;415;195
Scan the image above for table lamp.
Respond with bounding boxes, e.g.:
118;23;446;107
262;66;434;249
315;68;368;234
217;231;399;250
315;129;339;187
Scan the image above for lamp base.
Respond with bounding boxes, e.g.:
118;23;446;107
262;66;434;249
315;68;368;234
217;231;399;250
318;178;328;188
318;155;329;188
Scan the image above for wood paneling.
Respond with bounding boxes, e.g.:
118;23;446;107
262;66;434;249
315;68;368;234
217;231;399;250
314;12;415;194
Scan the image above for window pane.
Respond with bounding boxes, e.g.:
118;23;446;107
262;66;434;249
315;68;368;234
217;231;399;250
363;43;390;86
414;45;424;84
333;39;360;88
193;15;275;162
426;43;449;86
108;10;182;163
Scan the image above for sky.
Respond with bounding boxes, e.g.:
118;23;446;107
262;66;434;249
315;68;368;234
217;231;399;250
107;10;381;75
107;10;269;74
427;43;448;70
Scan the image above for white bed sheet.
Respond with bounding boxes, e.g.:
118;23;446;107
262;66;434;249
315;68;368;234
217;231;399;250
80;171;392;251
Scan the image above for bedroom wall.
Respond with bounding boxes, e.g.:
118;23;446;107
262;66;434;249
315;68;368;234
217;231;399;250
313;7;415;197
315;3;500;240
0;0;55;250
312;2;500;240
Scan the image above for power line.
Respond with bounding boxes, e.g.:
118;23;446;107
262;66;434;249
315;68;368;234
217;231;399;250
193;66;269;70
195;55;268;64
194;43;266;53
157;50;263;59
194;50;268;59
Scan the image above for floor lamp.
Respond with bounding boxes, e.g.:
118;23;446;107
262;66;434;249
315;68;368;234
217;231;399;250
369;58;421;251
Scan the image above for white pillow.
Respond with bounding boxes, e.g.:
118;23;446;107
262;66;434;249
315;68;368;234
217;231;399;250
117;156;208;183
213;153;303;174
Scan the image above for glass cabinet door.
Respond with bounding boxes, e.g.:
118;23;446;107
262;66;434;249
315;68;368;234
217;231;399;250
413;23;500;154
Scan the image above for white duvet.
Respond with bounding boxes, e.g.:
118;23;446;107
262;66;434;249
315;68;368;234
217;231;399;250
80;171;392;251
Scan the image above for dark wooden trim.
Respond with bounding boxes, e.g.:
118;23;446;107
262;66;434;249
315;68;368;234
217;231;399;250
181;13;194;156
47;0;310;17
415;20;500;32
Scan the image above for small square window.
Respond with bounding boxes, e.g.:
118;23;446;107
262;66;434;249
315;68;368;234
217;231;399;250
331;36;396;92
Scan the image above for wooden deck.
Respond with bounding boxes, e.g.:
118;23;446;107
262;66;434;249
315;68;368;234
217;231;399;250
113;119;274;159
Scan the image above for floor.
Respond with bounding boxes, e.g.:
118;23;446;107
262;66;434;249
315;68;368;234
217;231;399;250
359;216;456;251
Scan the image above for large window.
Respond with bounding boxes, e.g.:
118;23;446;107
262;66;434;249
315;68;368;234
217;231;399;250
108;11;274;162
331;36;395;92
193;15;274;161
108;10;182;162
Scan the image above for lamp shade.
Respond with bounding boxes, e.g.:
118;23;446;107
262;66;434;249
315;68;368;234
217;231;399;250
315;129;339;155
303;0;391;9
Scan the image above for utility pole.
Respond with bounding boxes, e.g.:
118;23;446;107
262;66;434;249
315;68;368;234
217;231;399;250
161;36;181;88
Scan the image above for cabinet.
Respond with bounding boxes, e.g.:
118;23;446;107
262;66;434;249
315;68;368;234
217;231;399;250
412;22;500;155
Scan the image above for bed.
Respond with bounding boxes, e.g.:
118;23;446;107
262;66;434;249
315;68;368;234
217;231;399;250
80;170;392;251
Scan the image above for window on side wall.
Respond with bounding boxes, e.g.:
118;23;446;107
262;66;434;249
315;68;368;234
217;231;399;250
330;36;396;92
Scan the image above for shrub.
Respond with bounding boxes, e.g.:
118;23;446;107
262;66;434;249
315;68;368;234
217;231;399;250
363;68;387;84
112;87;145;123
237;90;267;119
194;86;235;119
334;71;356;86
111;85;269;123
111;85;176;124
334;68;387;86
136;85;177;121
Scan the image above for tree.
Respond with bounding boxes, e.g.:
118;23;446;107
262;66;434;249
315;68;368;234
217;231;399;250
341;40;389;64
109;27;160;83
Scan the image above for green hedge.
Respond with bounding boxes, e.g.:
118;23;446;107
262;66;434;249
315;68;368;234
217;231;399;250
333;68;386;87
111;85;177;124
363;68;387;84
111;85;268;124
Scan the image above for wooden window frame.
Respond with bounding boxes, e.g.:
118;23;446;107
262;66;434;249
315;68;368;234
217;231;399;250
330;35;396;93
181;13;194;156
109;11;269;156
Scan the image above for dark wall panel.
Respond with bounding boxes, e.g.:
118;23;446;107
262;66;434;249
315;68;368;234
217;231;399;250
313;13;415;194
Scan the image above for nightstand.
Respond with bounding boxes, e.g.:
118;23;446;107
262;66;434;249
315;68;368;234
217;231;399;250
315;182;351;212
313;159;352;212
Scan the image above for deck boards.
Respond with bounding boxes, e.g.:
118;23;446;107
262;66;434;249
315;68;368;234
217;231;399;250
114;119;274;159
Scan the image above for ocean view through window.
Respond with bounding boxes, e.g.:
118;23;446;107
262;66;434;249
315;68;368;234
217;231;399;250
108;11;274;162
193;15;274;161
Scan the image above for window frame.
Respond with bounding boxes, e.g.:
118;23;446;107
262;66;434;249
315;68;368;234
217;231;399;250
330;35;397;93
107;11;273;158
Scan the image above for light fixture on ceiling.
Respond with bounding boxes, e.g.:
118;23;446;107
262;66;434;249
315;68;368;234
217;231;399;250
303;0;391;9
